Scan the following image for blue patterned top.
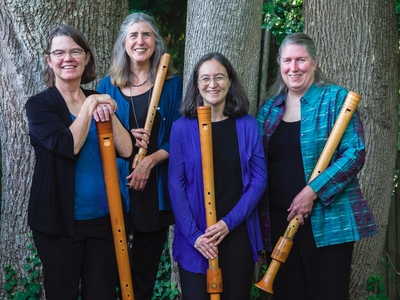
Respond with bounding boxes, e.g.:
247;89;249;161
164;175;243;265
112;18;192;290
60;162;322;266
257;83;377;248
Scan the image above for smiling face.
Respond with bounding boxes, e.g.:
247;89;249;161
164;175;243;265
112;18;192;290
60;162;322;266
46;36;89;84
125;22;156;64
197;59;231;110
280;44;318;96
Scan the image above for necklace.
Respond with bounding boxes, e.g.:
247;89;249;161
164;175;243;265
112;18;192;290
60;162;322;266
131;78;148;87
130;70;148;87
129;86;152;128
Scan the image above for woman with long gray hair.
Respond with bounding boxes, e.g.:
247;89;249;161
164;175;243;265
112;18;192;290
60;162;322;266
97;12;182;300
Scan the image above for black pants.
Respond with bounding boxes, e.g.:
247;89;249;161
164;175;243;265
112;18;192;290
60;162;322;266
33;216;118;300
129;226;169;300
270;209;354;300
179;229;254;300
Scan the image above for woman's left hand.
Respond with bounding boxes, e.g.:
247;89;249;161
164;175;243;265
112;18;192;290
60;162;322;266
126;156;153;191
194;220;229;260
287;185;317;225
90;95;118;122
204;220;229;246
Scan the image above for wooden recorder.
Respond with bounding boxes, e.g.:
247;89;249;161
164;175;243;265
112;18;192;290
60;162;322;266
132;53;170;169
96;120;135;300
197;106;223;300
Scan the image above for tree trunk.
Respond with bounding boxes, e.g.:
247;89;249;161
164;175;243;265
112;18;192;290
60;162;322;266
0;1;127;298
304;0;399;298
259;29;271;106
184;0;263;116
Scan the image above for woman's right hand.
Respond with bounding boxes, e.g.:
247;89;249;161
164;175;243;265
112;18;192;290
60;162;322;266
287;185;317;225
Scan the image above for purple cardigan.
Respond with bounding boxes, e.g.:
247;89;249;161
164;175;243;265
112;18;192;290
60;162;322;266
168;114;267;274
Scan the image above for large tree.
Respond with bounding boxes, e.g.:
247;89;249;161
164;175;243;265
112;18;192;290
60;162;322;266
0;1;128;298
304;0;399;298
184;0;263;116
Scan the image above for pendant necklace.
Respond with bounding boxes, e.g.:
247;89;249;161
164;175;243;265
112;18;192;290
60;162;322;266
129;85;152;129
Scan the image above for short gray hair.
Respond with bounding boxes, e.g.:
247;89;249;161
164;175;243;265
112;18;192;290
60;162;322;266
266;32;333;99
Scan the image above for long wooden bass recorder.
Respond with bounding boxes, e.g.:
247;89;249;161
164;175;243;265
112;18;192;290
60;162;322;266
255;91;362;294
131;53;170;169
197;106;223;300
96;120;135;300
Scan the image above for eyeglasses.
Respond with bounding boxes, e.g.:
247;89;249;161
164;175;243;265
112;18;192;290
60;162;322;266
49;48;85;59
198;75;229;86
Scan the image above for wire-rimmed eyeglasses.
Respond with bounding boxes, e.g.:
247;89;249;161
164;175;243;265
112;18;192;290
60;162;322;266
198;75;229;86
49;48;85;59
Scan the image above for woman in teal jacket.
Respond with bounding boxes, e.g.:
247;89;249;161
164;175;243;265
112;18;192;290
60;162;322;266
257;33;376;300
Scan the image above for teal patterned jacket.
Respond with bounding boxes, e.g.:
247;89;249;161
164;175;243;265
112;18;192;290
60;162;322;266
257;83;377;248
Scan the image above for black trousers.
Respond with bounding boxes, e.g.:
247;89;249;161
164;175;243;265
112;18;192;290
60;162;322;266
32;216;118;300
179;229;254;300
129;226;169;300
270;209;354;300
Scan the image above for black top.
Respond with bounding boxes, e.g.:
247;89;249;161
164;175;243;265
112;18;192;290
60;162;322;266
268;120;306;212
212;117;246;231
123;89;173;231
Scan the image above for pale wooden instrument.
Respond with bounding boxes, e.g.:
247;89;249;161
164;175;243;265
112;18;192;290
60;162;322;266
132;53;170;168
96;120;135;300
197;106;223;300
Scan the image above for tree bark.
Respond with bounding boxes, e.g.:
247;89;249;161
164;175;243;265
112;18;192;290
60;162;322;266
304;0;399;298
184;0;263;116
0;1;127;298
259;29;271;106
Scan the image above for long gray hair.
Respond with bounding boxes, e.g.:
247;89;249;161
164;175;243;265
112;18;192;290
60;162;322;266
266;33;333;99
109;12;176;87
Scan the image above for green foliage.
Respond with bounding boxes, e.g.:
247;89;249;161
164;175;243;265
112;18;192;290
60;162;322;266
152;236;179;300
250;261;268;300
129;0;187;76
3;243;42;300
262;0;304;44
250;255;275;300
250;283;262;300
365;272;389;300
